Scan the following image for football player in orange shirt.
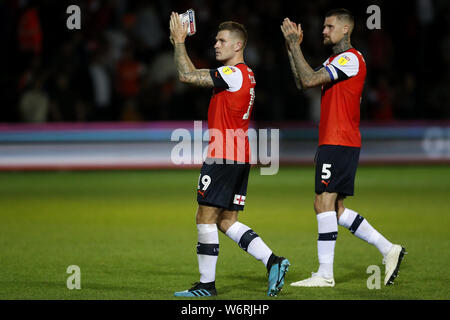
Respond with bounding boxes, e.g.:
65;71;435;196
281;8;405;287
170;12;289;297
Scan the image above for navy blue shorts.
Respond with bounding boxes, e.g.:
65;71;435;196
197;159;251;211
314;145;360;197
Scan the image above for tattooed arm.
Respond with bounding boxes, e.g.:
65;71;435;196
173;43;214;87
282;20;302;90
288;43;331;88
281;18;331;88
169;12;214;88
286;45;302;90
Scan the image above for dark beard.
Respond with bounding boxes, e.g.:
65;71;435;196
323;38;333;46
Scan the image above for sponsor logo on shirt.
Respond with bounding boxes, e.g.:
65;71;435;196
223;66;235;75
338;55;350;66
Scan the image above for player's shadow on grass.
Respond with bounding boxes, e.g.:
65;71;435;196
215;272;260;295
337;269;367;284
338;259;411;285
217;272;295;297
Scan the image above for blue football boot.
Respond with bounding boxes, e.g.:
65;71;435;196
267;254;290;296
174;281;217;297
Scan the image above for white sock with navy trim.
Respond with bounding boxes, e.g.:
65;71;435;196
225;221;272;267
338;208;393;257
316;211;338;279
197;224;219;283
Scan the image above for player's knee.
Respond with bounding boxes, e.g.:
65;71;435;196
217;211;238;233
314;201;329;214
216;219;230;233
313;198;322;213
314;193;337;214
335;200;346;217
313;199;320;213
196;206;220;224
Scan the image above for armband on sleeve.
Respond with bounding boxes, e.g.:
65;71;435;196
209;69;229;88
216;66;243;92
326;52;359;81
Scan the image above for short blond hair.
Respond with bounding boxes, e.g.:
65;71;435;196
326;8;354;33
218;21;248;48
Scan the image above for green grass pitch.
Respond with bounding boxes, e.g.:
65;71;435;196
0;166;449;300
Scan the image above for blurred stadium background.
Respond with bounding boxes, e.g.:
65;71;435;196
0;0;448;168
0;0;449;300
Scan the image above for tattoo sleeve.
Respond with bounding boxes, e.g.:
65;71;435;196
174;43;214;88
178;69;214;87
287;50;302;90
287;36;331;88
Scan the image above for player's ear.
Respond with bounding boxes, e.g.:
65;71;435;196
343;24;350;35
234;40;243;52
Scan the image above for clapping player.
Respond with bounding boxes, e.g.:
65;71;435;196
281;9;406;287
169;12;289;297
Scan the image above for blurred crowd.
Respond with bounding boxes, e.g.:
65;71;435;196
1;0;449;123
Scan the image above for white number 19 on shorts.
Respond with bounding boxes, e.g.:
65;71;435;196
197;174;211;191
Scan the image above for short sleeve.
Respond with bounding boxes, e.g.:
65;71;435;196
216;66;243;92
210;69;229;88
325;52;359;81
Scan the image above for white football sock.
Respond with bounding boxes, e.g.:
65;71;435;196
226;221;272;267
338;208;393;257
197;224;219;283
316;211;338;279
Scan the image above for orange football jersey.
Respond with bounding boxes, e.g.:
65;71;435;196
320;48;366;147
207;63;256;163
